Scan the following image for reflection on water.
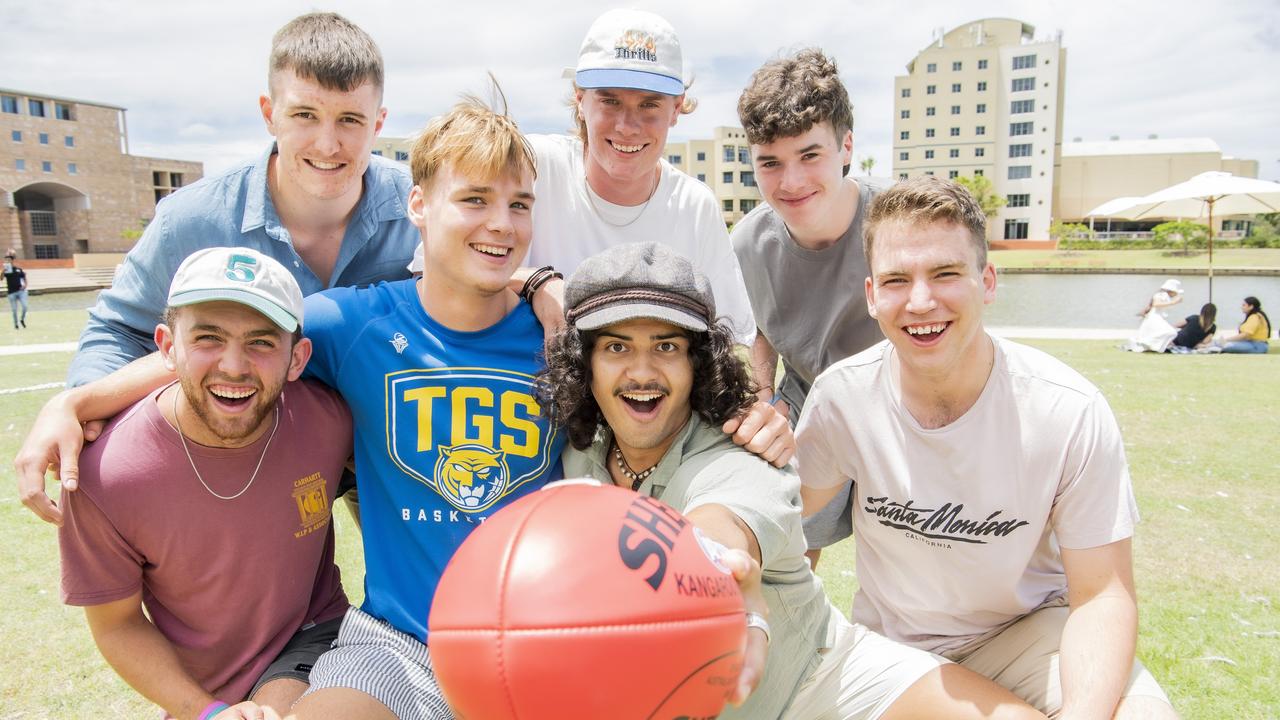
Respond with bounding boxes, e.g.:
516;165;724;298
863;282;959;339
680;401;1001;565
986;274;1280;329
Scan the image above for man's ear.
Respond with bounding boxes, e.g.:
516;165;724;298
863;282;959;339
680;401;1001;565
259;94;275;134
407;184;427;229
287;337;312;382
155;323;178;372
840;129;854;165
864;276;877;318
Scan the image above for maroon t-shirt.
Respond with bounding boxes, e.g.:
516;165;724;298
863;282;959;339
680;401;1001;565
60;379;351;702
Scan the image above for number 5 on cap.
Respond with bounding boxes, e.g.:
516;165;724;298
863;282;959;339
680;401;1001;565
225;254;259;282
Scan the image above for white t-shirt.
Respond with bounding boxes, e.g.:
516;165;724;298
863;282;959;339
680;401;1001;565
523;134;756;345
795;336;1139;655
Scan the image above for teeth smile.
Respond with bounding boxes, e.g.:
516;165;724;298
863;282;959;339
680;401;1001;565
309;160;342;170
210;386;256;399
612;142;645;153
472;243;510;257
621;392;663;402
906;323;948;336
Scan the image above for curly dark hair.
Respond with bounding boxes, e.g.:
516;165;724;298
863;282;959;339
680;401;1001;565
536;321;758;450
736;48;853;147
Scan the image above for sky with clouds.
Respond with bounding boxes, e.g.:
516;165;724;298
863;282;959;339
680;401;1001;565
6;0;1277;180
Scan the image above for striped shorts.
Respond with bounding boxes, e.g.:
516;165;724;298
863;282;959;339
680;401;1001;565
303;606;455;720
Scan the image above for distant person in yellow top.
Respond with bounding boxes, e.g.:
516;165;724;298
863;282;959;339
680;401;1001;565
1220;296;1271;354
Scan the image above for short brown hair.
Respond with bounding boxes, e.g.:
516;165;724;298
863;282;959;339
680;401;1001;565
410;87;536;190
864;177;988;269
737;48;853;147
568;83;697;145
269;13;384;98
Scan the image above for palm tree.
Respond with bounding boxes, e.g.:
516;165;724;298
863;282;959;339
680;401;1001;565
858;156;876;176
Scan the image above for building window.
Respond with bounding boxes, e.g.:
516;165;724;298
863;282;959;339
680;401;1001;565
15;159;25;171
723;146;735;162
976;125;986;135
976;103;986;113
55;102;74;121
10;130;19;142
900;151;909;161
926;63;937;73
950;105;961;115
722;171;733;183
974;169;984;176
68;162;78;175
1;95;17;114
1012;77;1035;92
978;59;988;69
668;154;682;164
34;244;60;259
977;81;987;92
949;170;959;179
950;127;960;136
926;85;936;95
951;83;961;92
899;173;908;180
39;133;49;145
170;172;184;188
41;160;53;173
1010;122;1034;136
740;171;756;187
1008;165;1032;179
952;61;962;71
949;148;960;158
1012;54;1037;70
30;211;57;236
924;171;935;176
738;147;750;164
371;150;383;156
900;131;910;140
696;173;706;182
394;150;408;162
975;147;985;157
901;88;911;98
740;198;757;213
696;151;706;161
926;107;936;116
1007;193;1030;207
1009;143;1033;158
28;99;46;117
925;150;935;159
723;199;733;212
64;135;74;147
1011;100;1035;114
901;109;910;119
926;128;936;138
1004;219;1029;239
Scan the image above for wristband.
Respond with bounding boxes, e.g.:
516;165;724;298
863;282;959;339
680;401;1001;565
745;611;771;645
519;266;563;304
198;700;231;720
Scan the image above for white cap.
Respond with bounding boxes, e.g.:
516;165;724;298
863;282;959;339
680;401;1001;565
167;247;304;332
574;9;684;96
1160;278;1184;294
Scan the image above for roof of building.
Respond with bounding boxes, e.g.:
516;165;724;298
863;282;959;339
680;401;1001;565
1062;138;1221;157
0;88;124;111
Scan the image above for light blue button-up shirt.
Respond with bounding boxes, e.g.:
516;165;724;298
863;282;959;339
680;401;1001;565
68;144;418;386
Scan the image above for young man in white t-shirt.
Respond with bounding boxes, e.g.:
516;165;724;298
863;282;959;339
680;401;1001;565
795;177;1178;719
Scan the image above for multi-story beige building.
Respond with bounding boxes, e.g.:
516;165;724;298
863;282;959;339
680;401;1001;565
1056;137;1259;233
0;88;202;259
664;127;762;226
893;18;1066;243
372;136;414;164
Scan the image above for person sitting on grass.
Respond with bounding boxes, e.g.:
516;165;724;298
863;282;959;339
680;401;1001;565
1169;303;1216;353
1218;296;1271;354
1125;278;1183;353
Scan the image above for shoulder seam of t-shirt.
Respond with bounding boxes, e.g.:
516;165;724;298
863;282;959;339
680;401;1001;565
332;283;417;380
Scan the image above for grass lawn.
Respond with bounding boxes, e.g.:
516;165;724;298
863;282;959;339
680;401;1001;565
1;300;1276;718
991;247;1280;271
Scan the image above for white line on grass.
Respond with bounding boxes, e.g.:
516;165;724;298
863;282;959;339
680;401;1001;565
0;382;65;395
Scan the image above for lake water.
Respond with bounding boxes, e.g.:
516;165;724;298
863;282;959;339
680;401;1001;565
985;273;1280;330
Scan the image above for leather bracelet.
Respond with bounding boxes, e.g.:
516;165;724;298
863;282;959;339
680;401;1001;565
520;266;563;303
519;266;554;300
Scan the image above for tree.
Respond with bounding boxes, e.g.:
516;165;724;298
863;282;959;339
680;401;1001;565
1049;220;1094;253
858;155;876;176
953;175;1007;219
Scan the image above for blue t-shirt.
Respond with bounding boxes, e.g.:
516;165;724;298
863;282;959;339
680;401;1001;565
303;279;564;641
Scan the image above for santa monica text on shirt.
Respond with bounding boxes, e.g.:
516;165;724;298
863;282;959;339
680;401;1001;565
863;496;1030;544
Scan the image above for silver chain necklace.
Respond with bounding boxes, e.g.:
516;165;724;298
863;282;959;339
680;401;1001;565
173;389;280;501
583;166;660;228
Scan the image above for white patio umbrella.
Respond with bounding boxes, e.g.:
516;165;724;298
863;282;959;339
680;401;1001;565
1103;172;1280;300
1085;196;1146;236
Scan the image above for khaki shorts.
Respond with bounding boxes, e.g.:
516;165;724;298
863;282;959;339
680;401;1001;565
947;601;1172;717
783;605;946;720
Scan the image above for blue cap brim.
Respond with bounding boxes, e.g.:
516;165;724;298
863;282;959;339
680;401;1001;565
576;68;684;96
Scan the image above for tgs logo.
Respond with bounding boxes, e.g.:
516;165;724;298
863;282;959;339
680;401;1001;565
435;444;510;510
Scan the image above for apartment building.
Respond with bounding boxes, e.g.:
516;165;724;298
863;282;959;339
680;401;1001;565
0;89;203;259
893;18;1066;243
664;126;762;226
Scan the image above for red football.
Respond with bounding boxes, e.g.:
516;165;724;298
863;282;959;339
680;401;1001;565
428;480;747;720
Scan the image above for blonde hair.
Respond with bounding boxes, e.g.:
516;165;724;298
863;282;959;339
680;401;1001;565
864;176;988;269
568;82;697;145
410;83;536;190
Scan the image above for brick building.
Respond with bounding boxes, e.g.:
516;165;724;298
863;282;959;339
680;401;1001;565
0;88;202;259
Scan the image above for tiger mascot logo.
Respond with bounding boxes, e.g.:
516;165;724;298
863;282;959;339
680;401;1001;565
435;444;510;511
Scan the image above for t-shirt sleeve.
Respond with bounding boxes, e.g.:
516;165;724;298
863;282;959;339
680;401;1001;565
793;387;851;491
301;290;352;386
691;194;756;346
682;460;800;571
59;488;145;606
1050;391;1139;549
